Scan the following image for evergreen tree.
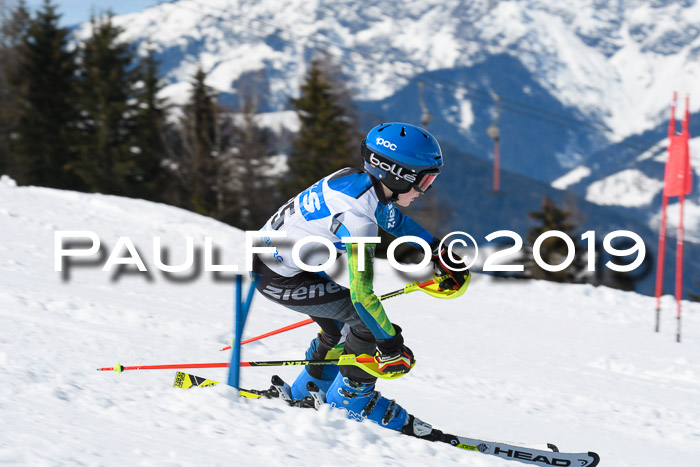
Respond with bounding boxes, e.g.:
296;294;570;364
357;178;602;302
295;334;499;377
217;96;279;229
129;47;169;201
9;0;81;188
0;1;29;176
0;1;28;175
525;198;586;283
603;267;636;292
601;236;641;292
173;65;220;216
287;53;360;197
74;12;141;194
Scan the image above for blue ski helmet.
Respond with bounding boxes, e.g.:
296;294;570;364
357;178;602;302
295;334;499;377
362;122;443;195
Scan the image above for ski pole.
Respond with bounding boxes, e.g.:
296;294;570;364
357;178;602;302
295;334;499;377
220;318;315;350
98;354;407;380
219;278;436;351
97;358;371;373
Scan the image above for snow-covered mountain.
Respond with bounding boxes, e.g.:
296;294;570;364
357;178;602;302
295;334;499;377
1;176;699;466
81;0;700;217
87;0;700;171
101;0;700;132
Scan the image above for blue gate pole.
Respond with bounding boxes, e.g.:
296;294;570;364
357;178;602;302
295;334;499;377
227;274;260;389
227;275;243;389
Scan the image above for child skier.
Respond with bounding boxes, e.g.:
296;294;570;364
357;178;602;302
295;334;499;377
251;122;468;440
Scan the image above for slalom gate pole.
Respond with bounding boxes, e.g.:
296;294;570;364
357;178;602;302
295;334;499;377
674;94;691;344
676;167;687;344
654;194;669;333
229;275;244;389
219;279;436;351
228;274;260;389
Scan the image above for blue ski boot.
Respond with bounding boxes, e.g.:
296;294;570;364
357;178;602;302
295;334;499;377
325;372;409;431
290;336;342;401
290;367;336;401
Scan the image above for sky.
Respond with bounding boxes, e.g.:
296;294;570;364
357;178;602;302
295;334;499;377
25;0;156;26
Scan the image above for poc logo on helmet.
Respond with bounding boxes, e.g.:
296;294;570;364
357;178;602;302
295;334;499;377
376;137;397;151
369;153;417;183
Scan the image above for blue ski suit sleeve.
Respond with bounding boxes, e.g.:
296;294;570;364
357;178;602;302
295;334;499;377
374;203;435;248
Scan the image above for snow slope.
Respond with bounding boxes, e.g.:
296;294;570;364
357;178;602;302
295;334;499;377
1;177;699;466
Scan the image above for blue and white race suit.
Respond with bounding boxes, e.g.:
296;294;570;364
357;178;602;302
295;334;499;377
252;167;435;382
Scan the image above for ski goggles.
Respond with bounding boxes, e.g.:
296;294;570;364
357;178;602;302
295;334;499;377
414;171;439;194
379;167;439;195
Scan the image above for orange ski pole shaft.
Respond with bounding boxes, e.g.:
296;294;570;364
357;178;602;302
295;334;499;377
220;318;314;351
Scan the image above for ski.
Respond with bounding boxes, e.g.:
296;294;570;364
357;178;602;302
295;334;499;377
173;371;314;407
173;371;219;389
173;372;600;466
440;434;600;467
173;371;280;399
